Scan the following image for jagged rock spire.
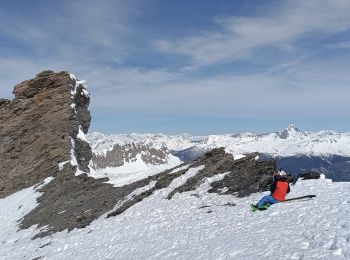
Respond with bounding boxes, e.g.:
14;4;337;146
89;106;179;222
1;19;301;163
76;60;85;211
0;70;92;198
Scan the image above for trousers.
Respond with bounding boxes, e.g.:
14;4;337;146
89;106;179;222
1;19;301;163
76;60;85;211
257;195;279;208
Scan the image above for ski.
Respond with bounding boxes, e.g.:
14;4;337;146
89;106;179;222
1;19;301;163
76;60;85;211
251;195;316;211
283;195;316;202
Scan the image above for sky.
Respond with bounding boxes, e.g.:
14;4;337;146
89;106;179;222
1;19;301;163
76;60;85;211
1;0;350;135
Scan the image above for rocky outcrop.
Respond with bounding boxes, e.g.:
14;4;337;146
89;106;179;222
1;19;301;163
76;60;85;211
91;143;169;169
300;171;321;180
171;146;205;162
0;70;91;198
166;148;276;198
107;148;277;217
19;164;154;238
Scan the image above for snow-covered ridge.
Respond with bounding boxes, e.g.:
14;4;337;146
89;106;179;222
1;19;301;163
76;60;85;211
87;131;200;156
87;132;186;186
87;124;350;157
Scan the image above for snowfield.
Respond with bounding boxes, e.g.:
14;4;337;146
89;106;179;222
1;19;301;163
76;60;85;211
1;172;350;259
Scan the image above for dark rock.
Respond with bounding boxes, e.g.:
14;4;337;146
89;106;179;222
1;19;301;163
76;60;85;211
300;171;321;180
171;146;205;162
91;143;169;169
38;242;51;248
167;148;276;198
0;71;80;198
74;138;92;172
0;98;10;109
73;84;91;133
32;257;43;260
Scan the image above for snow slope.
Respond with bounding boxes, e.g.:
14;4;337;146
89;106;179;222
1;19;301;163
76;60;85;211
89;153;182;187
1;173;350;259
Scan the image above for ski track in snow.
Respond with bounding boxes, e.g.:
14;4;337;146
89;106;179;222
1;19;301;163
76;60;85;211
1;176;350;259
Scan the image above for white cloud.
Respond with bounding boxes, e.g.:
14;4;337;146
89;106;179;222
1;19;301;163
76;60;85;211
1;51;349;121
155;0;350;66
85;59;350;120
327;41;350;49
0;0;142;66
0;0;141;98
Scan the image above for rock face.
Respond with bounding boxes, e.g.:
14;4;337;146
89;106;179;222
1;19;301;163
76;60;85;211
300;171;321;180
91;143;169;169
166;148;276;198
0;70;91;198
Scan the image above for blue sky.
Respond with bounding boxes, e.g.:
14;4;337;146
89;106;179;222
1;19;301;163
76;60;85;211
1;0;350;134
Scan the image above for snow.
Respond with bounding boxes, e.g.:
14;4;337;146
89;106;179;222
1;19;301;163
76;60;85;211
1;173;350;259
70;137;84;176
234;154;246;160
69;74;87;96
58;161;69;171
70;138;78;167
0;177;53;257
88;153;182;187
81;88;89;97
168;164;191;174
77;126;87;142
167;166;204;190
195;172;230;197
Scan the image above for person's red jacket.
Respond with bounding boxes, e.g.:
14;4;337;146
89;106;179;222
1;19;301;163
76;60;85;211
270;176;290;201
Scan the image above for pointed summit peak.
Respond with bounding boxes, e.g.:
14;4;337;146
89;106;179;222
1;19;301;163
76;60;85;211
286;123;299;132
279;123;304;139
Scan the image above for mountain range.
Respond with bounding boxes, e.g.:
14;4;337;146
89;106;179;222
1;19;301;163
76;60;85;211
87;123;350;183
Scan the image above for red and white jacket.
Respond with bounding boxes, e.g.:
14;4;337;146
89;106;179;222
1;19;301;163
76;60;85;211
270;176;290;201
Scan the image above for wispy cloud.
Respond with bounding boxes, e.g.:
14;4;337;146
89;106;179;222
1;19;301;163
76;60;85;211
155;0;350;66
86;58;350;120
0;0;142;97
0;0;136;58
327;41;350;49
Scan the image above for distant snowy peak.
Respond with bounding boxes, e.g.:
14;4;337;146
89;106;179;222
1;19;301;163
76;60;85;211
278;123;306;139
